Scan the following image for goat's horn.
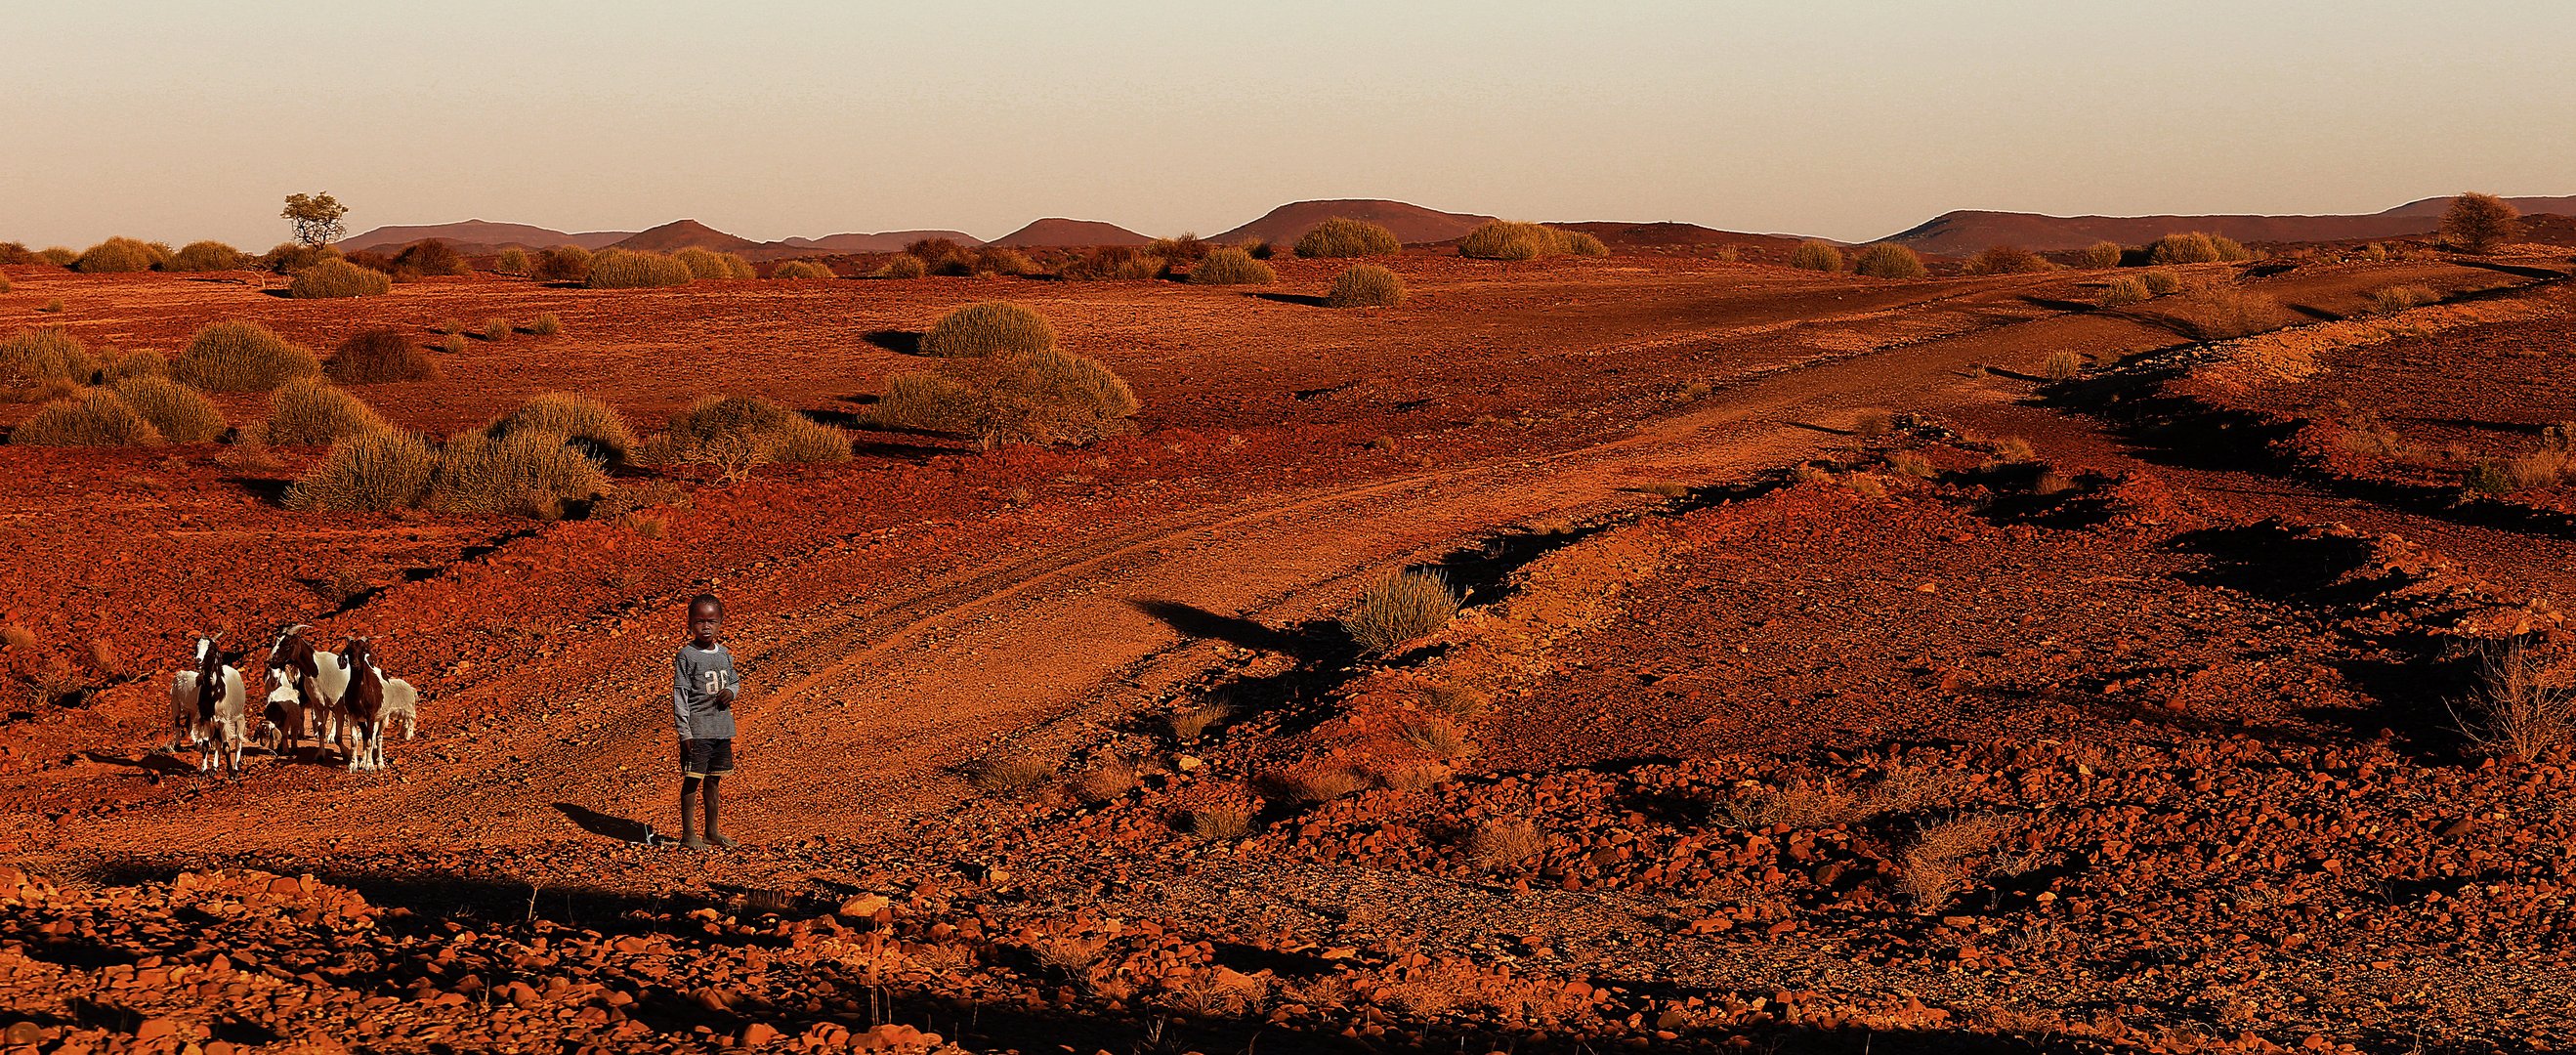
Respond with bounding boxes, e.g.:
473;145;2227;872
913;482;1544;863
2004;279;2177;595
286;623;311;635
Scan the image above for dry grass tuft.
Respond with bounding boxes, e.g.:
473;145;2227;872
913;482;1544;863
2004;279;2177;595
171;240;245;272
584;249;695;289
1397;715;1470;759
261;379;391;445
1851;243;1927;279
425;431;610;518
1457;221;1559;261
2147;232;2250;266
674;247;756;280
875;253;929;279
1188;247;1275;285
107;375;224;443
1325;264;1405;308
1898;814;2007;910
968;750;1055;795
2044;351;2084;381
286;433;440;511
2094;277;2150;308
486;392;635;466
1789;239;1843;273
1;327;97;388
1266;767;1368;804
2140;268;2184;295
769;260;833;279
1466;819;1544;870
325;329;438;383
1886;450;1936;479
2450;638;2576;758
74;237;169;274
10;390;161;446
110;349;168;380
494;247;530;275
922;301;1054;358
529;313;563;337
1167;700;1233;740
1294;218;1402;258
1072;762;1138;803
287;259;393;299
2369;284;2438;316
1344;569;1458;654
872;349;1138;448
638;395;850;478
176;321;320;392
1190;803;1254;840
2164;288;2292;341
2083;241;2125;269
1966;245;2049;274
479;317;510;342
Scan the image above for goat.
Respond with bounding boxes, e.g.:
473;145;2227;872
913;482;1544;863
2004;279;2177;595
337;637;390;772
380;676;420;748
167;634;244;777
264;624;348;758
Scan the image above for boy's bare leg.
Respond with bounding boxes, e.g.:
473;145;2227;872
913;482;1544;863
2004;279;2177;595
679;776;707;849
702;774;737;848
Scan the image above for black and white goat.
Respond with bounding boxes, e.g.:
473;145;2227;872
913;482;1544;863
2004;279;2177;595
335;637;415;771
261;624;347;757
167;634;244;777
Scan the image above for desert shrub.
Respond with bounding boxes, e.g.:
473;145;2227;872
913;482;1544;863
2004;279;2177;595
585;249;694;289
639;395;849;474
0;242;32;265
1457;221;1556;261
262;379;390;445
926;250;983;276
2098;275;2150;307
171;240;245;272
2441;192;2520;254
1072;762;1138;803
258;242;337;274
529;313;563;336
286;432;438;511
2370;284;2438;315
972;247;1033;275
0;327;97;387
1399;715;1469;758
2044;351;2084;381
174;321;320;392
37;247;78;267
2165;288;2291;341
2083;241;2125;269
967;750;1054;795
1190;803;1253;840
287;259;392;299
1886;451;1936;478
2210;234;2253;262
106;375;223;442
326;328;437;383
1345;569;1458;654
479;317;509;342
922;301;1054;358
392;240;471;276
439;334;467;355
1851;243;1927;279
1898;814;2007;910
875;253;929;278
1325;264;1405;308
74;237;169;274
2140;268;2184;295
485;391;635;466
10;391;160;446
1466;819;1543;870
1167;699;1233;740
673;247;756;280
38;299;62;314
1188;247;1274;285
2147;232;2222;265
1146;233;1212;266
870;349;1138;448
426;431;609;517
494;247;531;275
769;260;833;279
1294;218;1402;259
2450;638;2575;757
1264;766;1369;804
1789;239;1844;273
533;245;593;281
1966;244;2048;274
109;349;168;380
1561;231;1609;257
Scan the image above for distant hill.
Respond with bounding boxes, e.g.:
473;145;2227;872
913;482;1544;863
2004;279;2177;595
1548;221;1806;250
607;220;762;254
1214;199;1494;246
340;220;632;254
1883;193;2576;254
778;230;985;254
988;218;1150;248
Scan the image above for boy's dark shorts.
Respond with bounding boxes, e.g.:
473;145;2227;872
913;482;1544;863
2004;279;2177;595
681;738;736;778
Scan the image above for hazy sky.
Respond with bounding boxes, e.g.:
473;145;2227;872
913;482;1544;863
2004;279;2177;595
5;1;2571;247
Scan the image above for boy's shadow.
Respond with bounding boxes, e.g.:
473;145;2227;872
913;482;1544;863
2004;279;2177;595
553;802;655;843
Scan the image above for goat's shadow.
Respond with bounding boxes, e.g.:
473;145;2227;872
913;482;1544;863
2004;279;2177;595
861;329;924;355
1125;598;1312;654
1248;292;1329;308
553;802;656;844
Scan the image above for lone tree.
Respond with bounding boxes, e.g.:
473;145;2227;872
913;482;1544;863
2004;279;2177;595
281;191;349;248
2440;192;2519;254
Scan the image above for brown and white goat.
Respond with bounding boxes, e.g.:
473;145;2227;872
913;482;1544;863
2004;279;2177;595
167;634;244;777
262;624;347;757
335;637;400;771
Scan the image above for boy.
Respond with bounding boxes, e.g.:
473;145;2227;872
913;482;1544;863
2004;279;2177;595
672;592;739;849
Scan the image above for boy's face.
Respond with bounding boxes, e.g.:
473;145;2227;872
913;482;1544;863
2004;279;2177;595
689;602;722;644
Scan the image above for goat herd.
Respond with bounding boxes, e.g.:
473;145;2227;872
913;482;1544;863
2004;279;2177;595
169;624;421;778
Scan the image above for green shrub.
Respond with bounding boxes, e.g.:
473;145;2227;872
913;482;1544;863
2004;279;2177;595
673;247;755;280
1851;243;1927;279
11;390;161;446
107;375;223;442
638;395;849;472
2148;232;2221;265
427;431;610;517
876;253;928;278
171;240;245;272
1344;570;1458;654
2141;269;2184;295
1;327;97;387
1325;264;1405;308
392;240;471;276
109;348;168;380
1966;245;2048;274
1790;240;1843;273
174;320;321;392
1189;247;1274;285
286;432;439;511
769;260;833;278
584;249;694;289
922;301;1054;358
533;245;593;282
1294;218;1402;259
1457;221;1557;261
485;391;636;466
262;379;390;445
870;349;1138;448
529;313;563;336
287;259;392;299
325;328;437;383
2098;275;2150;307
36;247;77;267
2083;241;2125;269
494;247;531;275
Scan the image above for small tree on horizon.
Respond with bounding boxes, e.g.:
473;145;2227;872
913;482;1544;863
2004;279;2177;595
282;191;350;248
2440;192;2519;254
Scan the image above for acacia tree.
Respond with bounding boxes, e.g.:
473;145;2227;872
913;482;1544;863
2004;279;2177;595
2440;192;2519;254
281;192;349;248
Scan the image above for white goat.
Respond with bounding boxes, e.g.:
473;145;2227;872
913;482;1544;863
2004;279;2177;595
168;635;245;777
375;677;420;766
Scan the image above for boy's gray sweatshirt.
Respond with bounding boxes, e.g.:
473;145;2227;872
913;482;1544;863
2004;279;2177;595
673;643;739;740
